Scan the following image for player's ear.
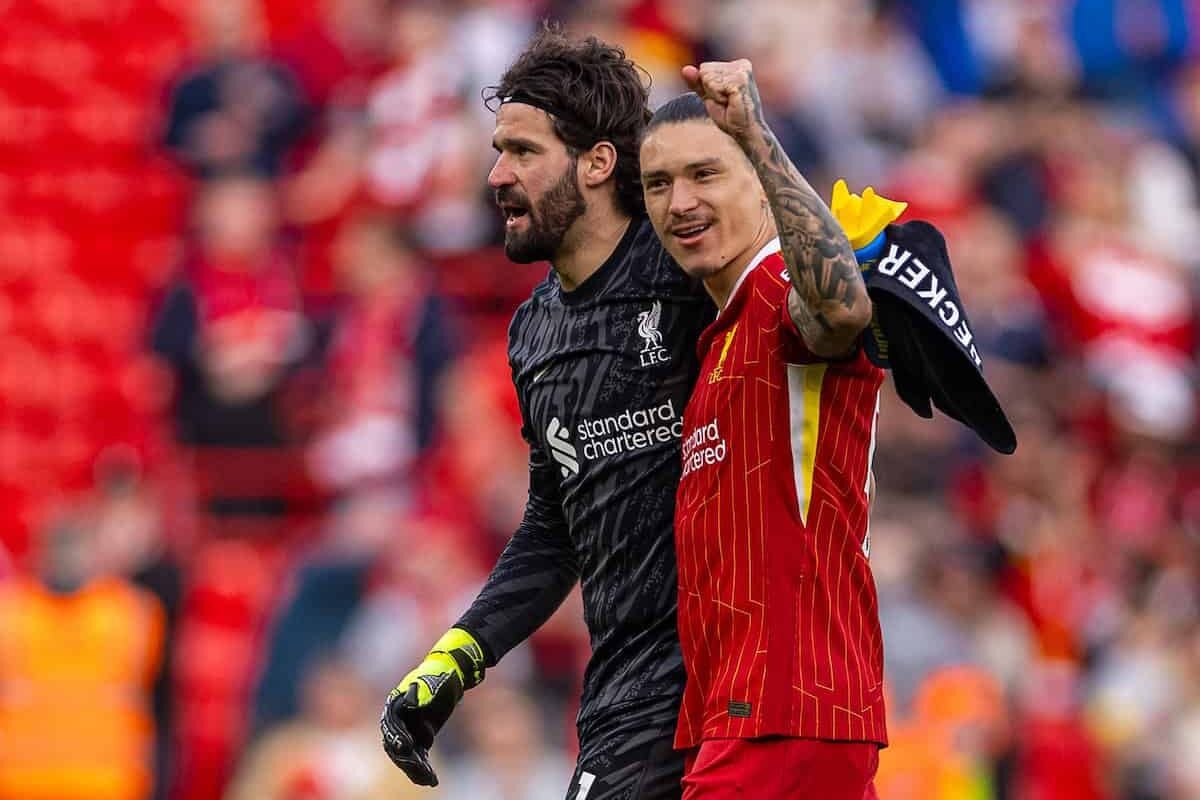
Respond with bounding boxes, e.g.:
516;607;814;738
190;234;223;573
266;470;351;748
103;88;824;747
579;141;618;188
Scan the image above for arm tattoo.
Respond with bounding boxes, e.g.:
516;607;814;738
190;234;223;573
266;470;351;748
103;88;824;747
737;77;870;354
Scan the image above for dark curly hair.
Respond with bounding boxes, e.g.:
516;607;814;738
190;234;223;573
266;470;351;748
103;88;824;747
484;24;652;217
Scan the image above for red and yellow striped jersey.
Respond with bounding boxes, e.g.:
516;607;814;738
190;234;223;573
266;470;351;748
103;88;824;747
674;240;887;749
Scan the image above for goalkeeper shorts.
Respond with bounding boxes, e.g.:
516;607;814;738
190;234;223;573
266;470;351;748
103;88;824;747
566;695;685;800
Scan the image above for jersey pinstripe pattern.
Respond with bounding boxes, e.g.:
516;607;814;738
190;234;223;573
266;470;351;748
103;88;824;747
674;242;887;750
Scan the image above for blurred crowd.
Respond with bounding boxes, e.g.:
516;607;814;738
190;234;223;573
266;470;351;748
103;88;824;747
2;0;1200;798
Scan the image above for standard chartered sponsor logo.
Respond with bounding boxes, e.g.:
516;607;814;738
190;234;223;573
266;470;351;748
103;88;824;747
547;400;682;479
577;399;682;460
546;417;579;477
680;418;727;477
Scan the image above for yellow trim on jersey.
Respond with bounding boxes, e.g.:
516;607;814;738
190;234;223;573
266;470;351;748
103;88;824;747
787;363;828;524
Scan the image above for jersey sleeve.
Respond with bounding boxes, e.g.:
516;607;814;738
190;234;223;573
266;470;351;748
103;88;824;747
454;372;579;667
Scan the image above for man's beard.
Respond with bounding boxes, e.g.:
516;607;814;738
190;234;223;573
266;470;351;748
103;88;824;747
502;162;587;264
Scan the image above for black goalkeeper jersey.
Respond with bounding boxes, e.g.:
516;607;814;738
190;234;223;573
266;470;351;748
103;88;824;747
456;217;713;726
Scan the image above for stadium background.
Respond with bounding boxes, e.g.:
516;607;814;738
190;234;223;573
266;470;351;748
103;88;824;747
1;0;1198;798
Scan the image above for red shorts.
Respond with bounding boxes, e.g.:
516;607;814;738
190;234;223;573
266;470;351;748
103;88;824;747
682;738;880;800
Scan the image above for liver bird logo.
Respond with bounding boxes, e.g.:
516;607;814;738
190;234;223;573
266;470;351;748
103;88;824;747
637;300;663;351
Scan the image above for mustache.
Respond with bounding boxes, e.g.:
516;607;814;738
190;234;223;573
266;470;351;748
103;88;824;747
669;213;710;226
494;187;530;208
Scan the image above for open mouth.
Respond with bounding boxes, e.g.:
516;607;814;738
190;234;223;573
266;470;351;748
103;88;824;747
671;221;711;246
500;203;530;227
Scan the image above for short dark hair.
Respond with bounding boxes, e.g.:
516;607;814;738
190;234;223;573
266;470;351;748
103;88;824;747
484;24;652;217
646;93;710;134
644;93;754;171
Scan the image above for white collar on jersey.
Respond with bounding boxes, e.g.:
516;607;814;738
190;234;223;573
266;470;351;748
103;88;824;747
720;237;782;313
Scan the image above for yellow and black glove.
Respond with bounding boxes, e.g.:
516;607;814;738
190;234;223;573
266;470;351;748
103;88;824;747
380;627;486;786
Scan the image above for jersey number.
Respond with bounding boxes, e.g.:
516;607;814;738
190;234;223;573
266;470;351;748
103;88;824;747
575;771;596;800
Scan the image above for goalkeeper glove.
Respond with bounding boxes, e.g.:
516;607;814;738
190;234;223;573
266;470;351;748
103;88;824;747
830;178;908;263
380;627;486;786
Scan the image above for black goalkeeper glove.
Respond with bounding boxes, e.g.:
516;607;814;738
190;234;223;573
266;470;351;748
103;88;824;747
380;627;486;786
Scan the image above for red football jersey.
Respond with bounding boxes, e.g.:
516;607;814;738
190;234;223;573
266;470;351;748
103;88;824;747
675;241;887;749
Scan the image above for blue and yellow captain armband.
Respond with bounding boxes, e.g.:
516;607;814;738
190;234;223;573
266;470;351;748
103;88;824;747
830;179;908;264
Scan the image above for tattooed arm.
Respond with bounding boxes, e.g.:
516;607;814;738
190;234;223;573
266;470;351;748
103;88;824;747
682;60;872;357
753;126;873;357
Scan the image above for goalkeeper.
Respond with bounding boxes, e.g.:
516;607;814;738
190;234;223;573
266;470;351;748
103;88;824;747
380;29;713;800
